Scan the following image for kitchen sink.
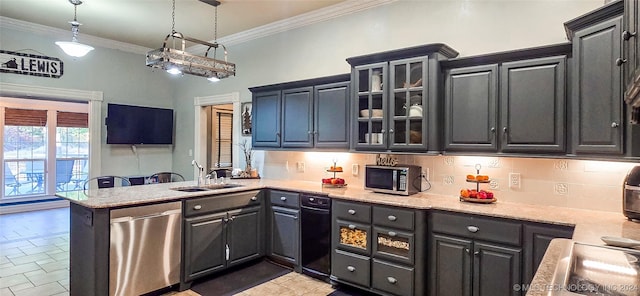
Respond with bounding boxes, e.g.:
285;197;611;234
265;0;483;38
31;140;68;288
550;240;640;295
170;183;244;192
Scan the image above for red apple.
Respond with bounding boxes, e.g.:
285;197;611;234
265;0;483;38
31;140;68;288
336;178;345;184
477;191;488;199
469;190;478;198
322;178;331;184
486;191;494;199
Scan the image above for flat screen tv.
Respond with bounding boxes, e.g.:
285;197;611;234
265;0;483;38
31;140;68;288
106;103;174;145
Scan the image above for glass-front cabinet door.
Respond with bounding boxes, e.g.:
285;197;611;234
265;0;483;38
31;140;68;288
389;57;428;150
355;63;388;149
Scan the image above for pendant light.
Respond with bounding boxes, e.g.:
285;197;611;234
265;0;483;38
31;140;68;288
55;0;94;58
146;0;236;81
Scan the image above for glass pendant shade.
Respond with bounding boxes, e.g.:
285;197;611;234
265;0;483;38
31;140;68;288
55;41;94;57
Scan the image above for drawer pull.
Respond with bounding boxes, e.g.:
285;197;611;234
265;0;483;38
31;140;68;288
387;277;397;284
467;225;479;233
348;224;356;230
387;215;397;221
348;209;356;215
347;266;356;272
193;205;202;210
388;231;396;237
280;196;287;201
250;196;258;201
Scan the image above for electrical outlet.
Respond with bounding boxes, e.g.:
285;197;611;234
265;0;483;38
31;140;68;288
509;173;521;189
352;164;359;176
296;162;305;173
422;168;430;181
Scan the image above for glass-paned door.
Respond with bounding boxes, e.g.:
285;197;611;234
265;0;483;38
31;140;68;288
355;63;387;148
2;102;89;202
3;108;47;198
389;57;428;150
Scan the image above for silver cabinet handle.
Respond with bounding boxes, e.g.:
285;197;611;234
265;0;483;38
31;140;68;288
503;127;508;133
616;58;627;66
224;218;229;222
280;196;287;201
490;127;496;132
381;129;386;134
193;205;202;210
465;248;470;253
348;224;356;230
387;215;397;221
387;277;397;284
611;122;619;128
348;209;356;215
308;131;313;134
229;216;235;221
347;266;355;272
474;251;480;255
388;231;396;237
225;244;230;261
623;30;637;40
309;197;315;202
467;225;479;233
250;196;257;201
294;216;298;220
389;129;394;133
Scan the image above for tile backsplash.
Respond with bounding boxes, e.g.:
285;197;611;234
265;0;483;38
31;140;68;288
261;151;638;213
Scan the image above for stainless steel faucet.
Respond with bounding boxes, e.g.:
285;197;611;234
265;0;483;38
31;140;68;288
191;160;204;186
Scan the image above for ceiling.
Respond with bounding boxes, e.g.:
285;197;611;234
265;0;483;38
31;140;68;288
0;0;346;49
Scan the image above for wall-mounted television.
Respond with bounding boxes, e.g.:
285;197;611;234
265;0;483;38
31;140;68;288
106;103;174;145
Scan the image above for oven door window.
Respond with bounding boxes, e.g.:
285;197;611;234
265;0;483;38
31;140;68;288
366;168;395;190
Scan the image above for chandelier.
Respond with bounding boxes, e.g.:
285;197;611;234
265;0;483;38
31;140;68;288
146;0;235;82
55;0;94;57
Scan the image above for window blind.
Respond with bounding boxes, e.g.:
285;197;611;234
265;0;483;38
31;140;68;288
216;112;233;167
57;111;88;128
4;108;47;126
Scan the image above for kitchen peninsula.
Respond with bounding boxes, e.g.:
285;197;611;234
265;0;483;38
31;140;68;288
59;179;640;296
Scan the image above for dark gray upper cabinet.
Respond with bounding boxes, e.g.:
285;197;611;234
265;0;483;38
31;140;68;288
442;44;572;154
565;2;624;155
500;56;566;153
347;43;459;152
623;0;639;91
282;87;313;148
252;90;282;148
250;74;350;150
444;65;499;152
314;81;351;148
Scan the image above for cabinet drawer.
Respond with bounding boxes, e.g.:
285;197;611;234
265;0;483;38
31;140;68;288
269;190;300;208
332;249;370;287
333;200;371;223
372;259;414;296
373;227;414;265
431;211;522;246
373;206;414;231
335;220;371;255
184;190;261;217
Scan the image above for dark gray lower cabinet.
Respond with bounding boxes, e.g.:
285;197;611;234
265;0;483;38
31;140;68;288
227;207;263;266
181;190;263;288
183;212;227;282
431;234;472;296
473;242;521;296
331;200;426;296
523;223;574;285
269;206;300;265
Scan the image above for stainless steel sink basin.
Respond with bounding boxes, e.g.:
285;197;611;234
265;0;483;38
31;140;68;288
550;241;640;295
170;183;244;192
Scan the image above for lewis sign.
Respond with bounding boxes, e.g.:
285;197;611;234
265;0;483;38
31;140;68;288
0;50;63;78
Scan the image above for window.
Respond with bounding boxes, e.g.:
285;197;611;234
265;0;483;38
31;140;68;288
210;105;233;168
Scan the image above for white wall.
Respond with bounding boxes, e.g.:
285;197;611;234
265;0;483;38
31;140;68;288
0;26;176;177
170;0;604;178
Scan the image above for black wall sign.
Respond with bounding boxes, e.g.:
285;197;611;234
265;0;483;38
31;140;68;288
0;50;64;78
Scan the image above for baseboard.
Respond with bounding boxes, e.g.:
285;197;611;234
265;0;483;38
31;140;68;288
0;199;69;214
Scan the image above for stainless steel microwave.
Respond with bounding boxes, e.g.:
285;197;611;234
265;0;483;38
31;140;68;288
365;165;421;195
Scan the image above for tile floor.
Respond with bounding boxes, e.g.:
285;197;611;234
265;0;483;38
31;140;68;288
0;207;337;296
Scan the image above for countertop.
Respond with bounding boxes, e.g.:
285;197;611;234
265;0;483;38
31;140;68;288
58;178;640;295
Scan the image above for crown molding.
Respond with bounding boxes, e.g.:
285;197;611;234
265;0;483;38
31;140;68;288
1;0;396;56
0;16;152;55
189;0;398;54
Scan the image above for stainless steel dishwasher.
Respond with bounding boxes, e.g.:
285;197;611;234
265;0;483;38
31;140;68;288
109;202;182;296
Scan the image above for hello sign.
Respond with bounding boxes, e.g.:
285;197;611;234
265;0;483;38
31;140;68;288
0;50;63;78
